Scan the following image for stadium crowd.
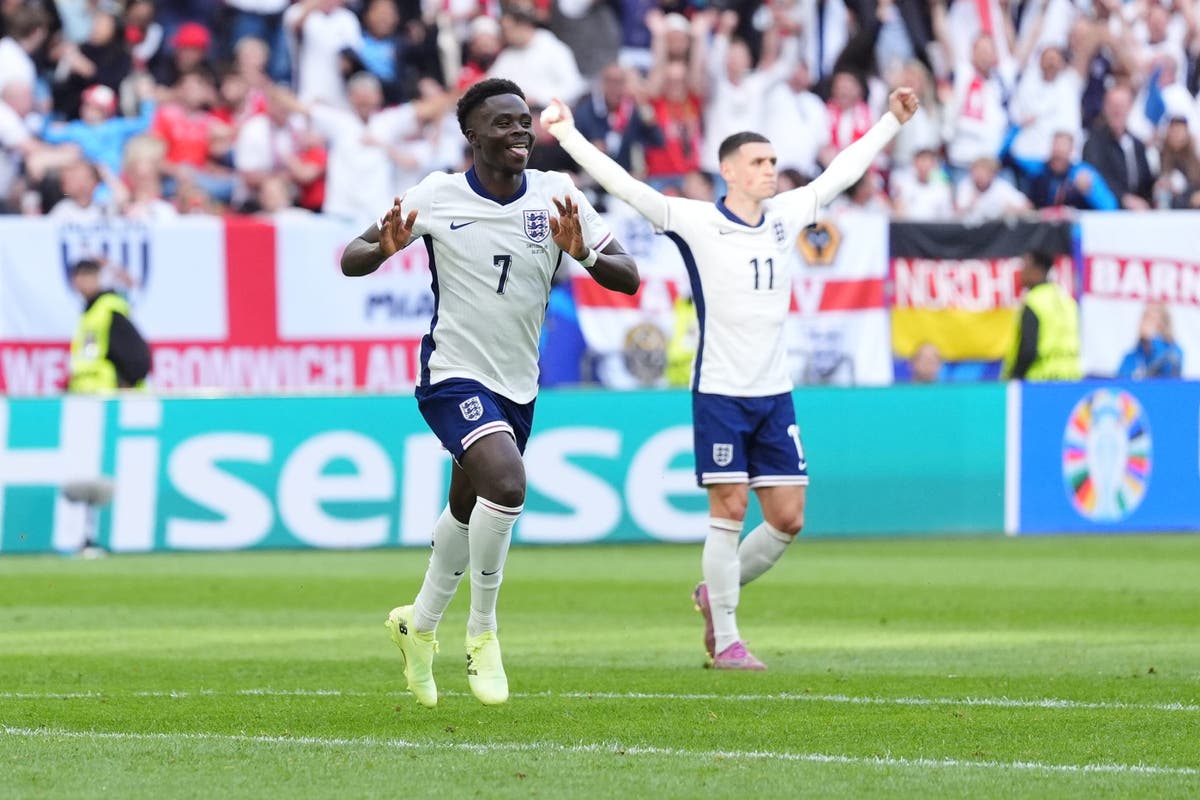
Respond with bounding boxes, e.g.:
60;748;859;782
3;0;1200;220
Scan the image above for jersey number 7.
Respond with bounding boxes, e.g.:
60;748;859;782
493;254;513;294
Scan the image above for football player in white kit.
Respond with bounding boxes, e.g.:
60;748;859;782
341;78;639;706
541;87;918;669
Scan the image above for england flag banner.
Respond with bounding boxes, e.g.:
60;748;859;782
1079;211;1200;378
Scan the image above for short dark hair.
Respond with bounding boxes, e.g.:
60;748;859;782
718;131;771;162
70;258;102;276
9;6;49;39
1027;250;1055;271
456;78;525;135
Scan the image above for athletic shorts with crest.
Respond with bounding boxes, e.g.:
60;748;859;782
692;391;809;488
416;378;535;462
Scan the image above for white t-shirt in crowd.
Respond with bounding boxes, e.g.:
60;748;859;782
1009;68;1082;163
488;30;587;108
284;5;362;108
763;84;829;176
890;168;954;221
310;104;408;225
955;175;1030;223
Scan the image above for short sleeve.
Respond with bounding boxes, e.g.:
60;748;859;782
763;186;819;238
376;172;438;242
573;188;614;251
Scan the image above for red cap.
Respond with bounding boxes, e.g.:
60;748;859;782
82;84;117;113
172;22;211;50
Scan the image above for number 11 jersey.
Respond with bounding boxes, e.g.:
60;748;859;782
659;189;819;397
394;167;613;404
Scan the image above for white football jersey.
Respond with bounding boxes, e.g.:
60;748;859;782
659;188;820;397
392;168;613;403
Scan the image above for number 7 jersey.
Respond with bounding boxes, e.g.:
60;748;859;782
660;190;819;397
392;168;613;404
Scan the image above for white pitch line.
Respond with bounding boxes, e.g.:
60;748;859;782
2;688;1197;714
1;726;1196;778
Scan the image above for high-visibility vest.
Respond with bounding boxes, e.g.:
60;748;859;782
665;296;698;388
68;293;136;393
1003;282;1082;381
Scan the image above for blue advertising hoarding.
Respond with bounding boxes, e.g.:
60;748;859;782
1019;380;1200;533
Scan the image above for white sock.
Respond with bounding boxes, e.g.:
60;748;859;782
703;517;743;654
411;506;470;633
466;497;522;639
739;521;793;585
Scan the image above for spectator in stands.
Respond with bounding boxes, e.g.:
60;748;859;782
224;0;291;82
42;78;157;175
833;170;892;214
888;59;941;170
1;80;81;211
125;0;166;83
763;61;829;178
643;60;702;192
359;0;404;103
456;15;503;92
1008;46;1083;165
384;78;460;196
284;0;363;109
572;63;663;173
824;70;873;161
153;21;216;89
0;5;47;94
1083;84;1154;210
275;73;404;223
66;258;151;393
255;172;313;218
151;69;237;203
940;33;1011;176
232;36;273;96
955;156;1032;222
120;151;179;221
889;147;953;220
700;10;797;181
489;3;586;107
49;157;113;221
1002;249;1081;382
549;0;621;80
909;342;945;383
52;12;130;122
1117;302;1183;379
680;169;714;202
1155;116;1200;208
1022;131;1118;211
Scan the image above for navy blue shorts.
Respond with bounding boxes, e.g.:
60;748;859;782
416;378;535;461
692;391;809;488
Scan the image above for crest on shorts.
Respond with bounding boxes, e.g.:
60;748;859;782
713;443;734;468
459;396;484;421
523;209;550;242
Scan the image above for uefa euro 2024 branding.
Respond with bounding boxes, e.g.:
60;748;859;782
1062;389;1152;522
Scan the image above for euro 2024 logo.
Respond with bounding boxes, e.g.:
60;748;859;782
1062;389;1152;522
59;220;152;302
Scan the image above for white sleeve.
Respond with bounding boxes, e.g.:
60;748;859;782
556;128;669;231
377;173;437;243
572;187;615;251
807;112;902;208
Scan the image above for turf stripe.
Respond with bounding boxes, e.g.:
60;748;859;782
2;688;1196;713
1;726;1196;777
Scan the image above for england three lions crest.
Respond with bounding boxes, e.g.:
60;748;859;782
713;443;734;467
523;209;550;243
460;396;484;421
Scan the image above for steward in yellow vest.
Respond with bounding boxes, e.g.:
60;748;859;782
1002;250;1082;381
67;259;151;393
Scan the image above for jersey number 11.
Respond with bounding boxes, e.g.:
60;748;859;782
750;257;775;290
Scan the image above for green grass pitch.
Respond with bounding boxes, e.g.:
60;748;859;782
2;534;1198;799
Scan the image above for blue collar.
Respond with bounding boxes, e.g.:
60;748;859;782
466;166;528;205
715;197;764;228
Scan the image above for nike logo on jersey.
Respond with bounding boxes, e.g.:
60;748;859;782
718;229;738;235
450;220;477;230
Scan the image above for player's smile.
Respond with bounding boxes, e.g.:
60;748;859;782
472;94;535;174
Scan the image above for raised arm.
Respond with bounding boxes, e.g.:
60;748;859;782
340;198;418;277
805;88;917;207
541;98;670;230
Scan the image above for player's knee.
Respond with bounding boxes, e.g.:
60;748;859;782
482;475;526;509
772;512;804;537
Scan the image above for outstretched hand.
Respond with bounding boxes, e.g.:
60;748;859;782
549;195;587;260
379;197;418;258
888;87;920;124
539;99;576;141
